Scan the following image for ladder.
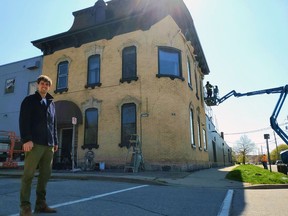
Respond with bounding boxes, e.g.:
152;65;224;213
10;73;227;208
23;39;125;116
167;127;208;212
124;134;144;173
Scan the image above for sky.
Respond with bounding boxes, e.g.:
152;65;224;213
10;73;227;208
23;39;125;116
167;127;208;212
1;0;287;154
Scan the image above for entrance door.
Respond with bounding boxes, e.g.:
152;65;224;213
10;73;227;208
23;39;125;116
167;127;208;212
54;128;73;170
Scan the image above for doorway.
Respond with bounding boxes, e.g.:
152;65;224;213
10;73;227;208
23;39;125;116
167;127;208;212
212;140;217;163
53;128;73;170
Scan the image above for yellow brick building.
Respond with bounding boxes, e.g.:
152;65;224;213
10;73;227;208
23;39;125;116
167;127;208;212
32;0;210;171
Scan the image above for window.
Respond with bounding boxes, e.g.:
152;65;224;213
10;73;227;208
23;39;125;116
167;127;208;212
84;108;99;149
202;129;207;150
187;57;192;88
120;46;138;83
157;47;184;81
55;61;68;93
28;81;37;95
5;78;15;94
200;81;204;104
120;103;136;148
189;109;195;147
86;55;101;88
194;64;199;98
197;116;202;150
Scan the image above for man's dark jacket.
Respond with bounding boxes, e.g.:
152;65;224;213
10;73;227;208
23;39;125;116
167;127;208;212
19;91;58;146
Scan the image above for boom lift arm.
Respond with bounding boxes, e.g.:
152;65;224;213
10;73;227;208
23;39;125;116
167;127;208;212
205;85;288;144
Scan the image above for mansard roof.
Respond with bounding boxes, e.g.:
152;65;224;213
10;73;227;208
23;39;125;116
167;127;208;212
32;0;209;74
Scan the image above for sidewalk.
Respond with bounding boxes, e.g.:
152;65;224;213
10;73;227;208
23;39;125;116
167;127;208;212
0;165;242;188
0;165;287;189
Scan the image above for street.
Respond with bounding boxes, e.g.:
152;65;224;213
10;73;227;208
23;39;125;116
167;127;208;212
1;177;228;216
1;165;287;216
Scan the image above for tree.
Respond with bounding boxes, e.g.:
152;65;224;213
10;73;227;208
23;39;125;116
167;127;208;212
233;135;256;164
270;144;288;163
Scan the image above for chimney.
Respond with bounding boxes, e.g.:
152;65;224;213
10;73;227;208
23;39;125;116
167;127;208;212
221;132;224;140
94;0;106;24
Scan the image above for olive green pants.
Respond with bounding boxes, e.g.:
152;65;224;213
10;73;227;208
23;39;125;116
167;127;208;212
20;144;54;208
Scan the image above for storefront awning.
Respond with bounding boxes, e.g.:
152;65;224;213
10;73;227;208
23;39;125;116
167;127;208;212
55;100;83;125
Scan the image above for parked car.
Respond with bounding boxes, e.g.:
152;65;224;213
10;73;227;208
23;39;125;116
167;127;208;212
275;160;283;165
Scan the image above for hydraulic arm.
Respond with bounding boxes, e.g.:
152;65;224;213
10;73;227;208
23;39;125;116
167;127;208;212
205;85;288;144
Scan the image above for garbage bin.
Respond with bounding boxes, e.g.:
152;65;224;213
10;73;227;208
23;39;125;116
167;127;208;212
277;164;287;175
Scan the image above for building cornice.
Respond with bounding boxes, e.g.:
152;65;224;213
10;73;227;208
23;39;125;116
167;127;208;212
31;0;210;74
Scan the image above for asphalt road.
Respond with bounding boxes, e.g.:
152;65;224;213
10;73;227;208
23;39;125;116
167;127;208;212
1;165;287;216
1;177;229;216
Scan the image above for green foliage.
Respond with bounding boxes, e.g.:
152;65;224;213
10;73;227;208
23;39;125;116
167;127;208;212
270;144;288;162
226;164;288;185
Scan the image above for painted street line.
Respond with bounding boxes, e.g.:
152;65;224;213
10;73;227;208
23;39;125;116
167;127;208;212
217;189;234;216
9;185;149;216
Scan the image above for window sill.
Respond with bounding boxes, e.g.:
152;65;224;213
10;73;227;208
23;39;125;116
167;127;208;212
156;74;185;81
54;88;68;94
81;144;99;150
118;143;131;148
120;77;138;83
191;144;196;149
85;83;102;89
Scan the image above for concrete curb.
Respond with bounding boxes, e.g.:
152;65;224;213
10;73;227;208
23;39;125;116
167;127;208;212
244;184;288;189
1;169;288;189
0;171;169;186
51;174;169;186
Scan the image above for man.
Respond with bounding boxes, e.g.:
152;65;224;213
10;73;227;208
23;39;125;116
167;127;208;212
19;75;58;216
205;81;213;98
213;85;219;98
261;154;268;169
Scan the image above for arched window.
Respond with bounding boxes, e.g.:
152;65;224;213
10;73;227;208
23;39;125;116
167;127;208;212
84;108;99;149
187;57;192;88
189;108;195;147
202;129;207;150
194;63;199;99
197;116;202;150
121;46;138;83
120;103;136;147
56;61;69;93
86;54;101;88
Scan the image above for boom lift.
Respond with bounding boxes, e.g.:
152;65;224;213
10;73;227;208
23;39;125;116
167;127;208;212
204;85;288;144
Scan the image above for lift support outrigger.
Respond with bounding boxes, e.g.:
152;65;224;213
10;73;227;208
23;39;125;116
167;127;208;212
205;85;288;145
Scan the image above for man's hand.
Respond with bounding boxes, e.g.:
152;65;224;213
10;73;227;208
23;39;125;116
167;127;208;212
54;145;58;152
23;141;34;152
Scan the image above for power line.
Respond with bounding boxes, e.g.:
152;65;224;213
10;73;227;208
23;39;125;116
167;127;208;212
226;135;285;146
225;123;286;135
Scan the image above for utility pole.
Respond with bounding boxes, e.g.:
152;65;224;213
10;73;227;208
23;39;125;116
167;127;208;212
264;134;272;172
273;131;279;160
261;145;263;155
72;117;77;172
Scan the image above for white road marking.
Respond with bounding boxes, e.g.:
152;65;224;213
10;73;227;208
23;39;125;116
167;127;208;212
9;185;149;216
217;189;234;216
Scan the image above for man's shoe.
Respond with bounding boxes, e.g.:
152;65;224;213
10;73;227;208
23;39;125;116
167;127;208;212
20;205;32;216
34;201;57;213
